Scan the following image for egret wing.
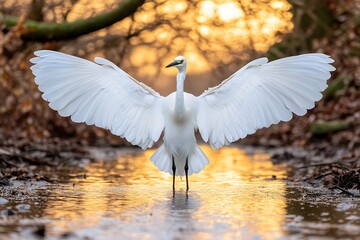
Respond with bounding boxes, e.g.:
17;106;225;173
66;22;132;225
196;53;335;149
31;50;164;149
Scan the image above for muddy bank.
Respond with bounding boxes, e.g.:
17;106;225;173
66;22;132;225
0;139;94;185
268;143;360;196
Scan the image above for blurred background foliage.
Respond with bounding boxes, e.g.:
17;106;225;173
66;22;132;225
0;0;359;149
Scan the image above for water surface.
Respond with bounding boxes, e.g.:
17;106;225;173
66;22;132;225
0;146;359;239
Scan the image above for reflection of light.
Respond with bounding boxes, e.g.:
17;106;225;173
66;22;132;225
186;146;287;239
44;146;287;238
217;2;244;22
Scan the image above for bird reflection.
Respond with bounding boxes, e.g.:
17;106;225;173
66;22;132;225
171;191;200;212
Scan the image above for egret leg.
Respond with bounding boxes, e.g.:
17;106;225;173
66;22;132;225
172;155;176;193
185;157;189;191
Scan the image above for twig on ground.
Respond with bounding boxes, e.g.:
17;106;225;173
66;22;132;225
333;186;359;197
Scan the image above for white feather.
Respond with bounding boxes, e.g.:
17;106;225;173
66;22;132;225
196;53;335;149
31;50;164;149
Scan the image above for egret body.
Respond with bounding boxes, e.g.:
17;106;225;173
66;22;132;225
30;51;335;191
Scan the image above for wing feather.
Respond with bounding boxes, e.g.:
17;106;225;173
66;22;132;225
196;53;335;149
31;50;164;149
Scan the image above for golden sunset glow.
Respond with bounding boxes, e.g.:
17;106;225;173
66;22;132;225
0;0;293;95
199;1;216;20
3;0;293;90
63;0;294;84
217;2;244;22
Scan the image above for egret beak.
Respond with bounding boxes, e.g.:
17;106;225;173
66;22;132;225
165;61;179;68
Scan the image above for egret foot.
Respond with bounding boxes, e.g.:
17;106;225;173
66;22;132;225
185;157;189;191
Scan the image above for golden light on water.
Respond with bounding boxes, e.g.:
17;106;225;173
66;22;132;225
44;146;287;239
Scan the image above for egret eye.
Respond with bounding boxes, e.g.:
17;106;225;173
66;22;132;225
178;60;184;64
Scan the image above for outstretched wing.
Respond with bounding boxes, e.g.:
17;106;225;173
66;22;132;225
31;50;164;149
196;53;335;149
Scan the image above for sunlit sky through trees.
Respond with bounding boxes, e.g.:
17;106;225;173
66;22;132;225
3;0;293;94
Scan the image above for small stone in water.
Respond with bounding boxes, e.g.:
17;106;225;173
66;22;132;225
61;232;74;238
0;197;8;205
0;179;10;186
16;204;31;212
346;215;360;220
336;202;353;212
33;225;46;237
1;209;15;216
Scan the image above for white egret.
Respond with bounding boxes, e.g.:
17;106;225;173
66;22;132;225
30;51;335;191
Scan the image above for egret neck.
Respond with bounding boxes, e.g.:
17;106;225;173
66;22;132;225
175;69;186;120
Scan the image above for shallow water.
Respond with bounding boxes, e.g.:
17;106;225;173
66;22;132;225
0;146;359;239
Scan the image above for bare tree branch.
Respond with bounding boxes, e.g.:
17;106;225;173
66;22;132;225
0;0;145;42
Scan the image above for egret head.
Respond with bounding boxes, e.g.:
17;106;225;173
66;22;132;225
165;56;187;70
